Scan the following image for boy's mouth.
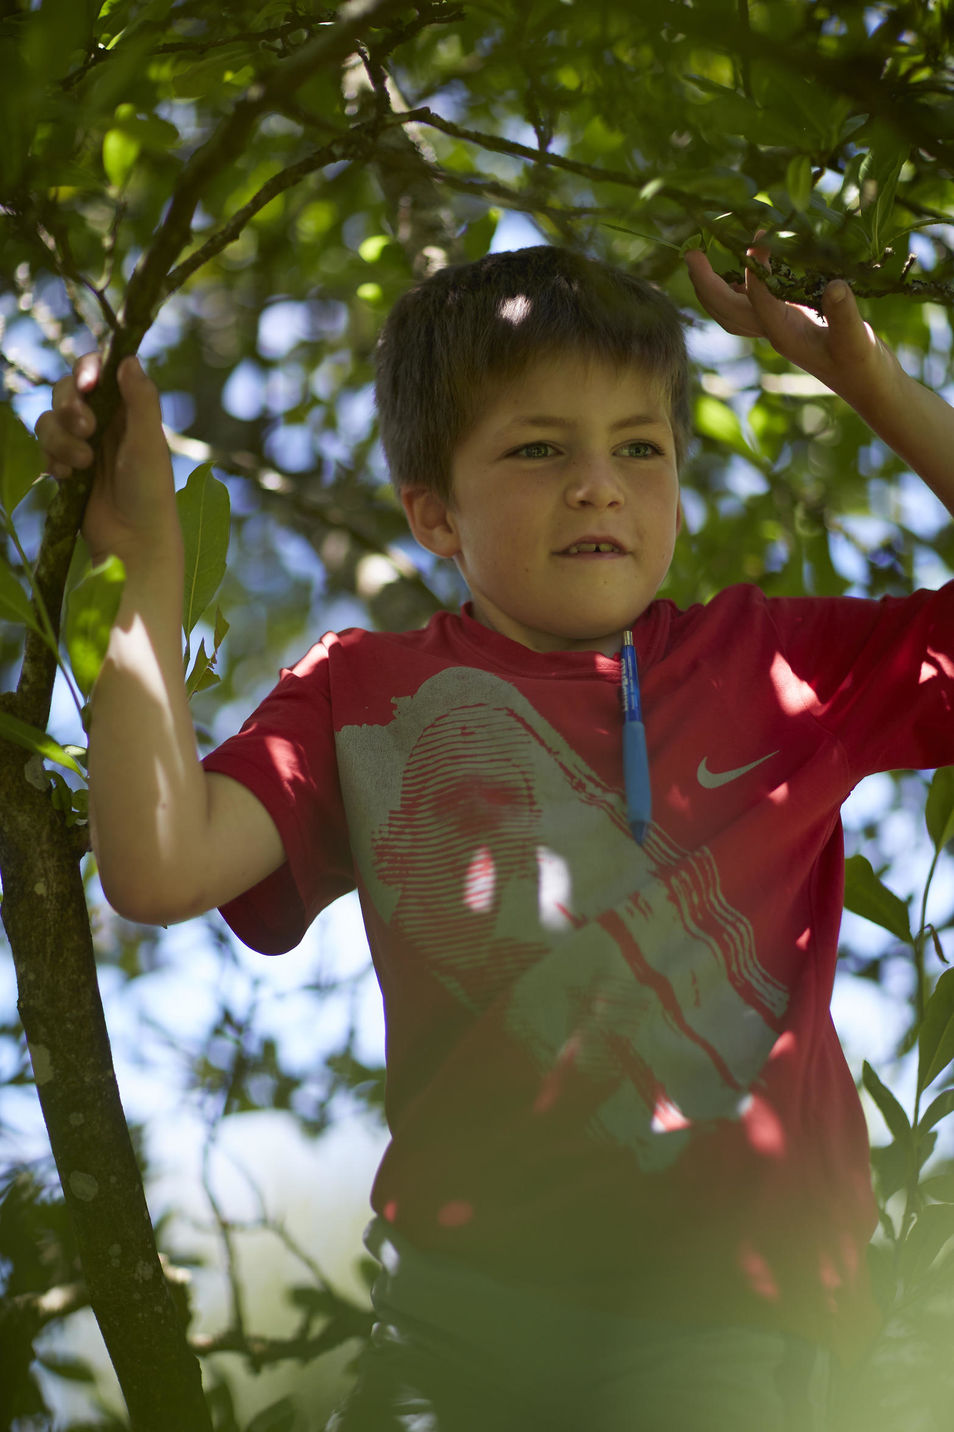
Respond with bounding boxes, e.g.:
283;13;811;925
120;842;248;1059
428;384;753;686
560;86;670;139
559;540;627;555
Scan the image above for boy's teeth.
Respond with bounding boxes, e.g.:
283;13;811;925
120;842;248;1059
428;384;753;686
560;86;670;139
567;542;618;553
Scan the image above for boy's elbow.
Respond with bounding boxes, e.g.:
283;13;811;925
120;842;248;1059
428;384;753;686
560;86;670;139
97;864;212;928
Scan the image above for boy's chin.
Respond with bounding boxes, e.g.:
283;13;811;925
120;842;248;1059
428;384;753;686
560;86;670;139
559;599;658;645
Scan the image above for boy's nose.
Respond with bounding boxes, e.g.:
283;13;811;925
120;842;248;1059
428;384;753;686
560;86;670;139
564;456;625;508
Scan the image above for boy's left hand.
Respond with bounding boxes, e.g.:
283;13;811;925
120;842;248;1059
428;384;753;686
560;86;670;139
684;241;902;413
685;239;954;518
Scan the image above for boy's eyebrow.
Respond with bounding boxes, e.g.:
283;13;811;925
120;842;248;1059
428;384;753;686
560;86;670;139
504;412;669;431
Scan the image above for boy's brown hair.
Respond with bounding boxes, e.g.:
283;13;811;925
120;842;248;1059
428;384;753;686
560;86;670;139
375;245;691;500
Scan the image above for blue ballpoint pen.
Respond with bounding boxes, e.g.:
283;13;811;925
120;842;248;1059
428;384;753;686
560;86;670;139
621;630;651;844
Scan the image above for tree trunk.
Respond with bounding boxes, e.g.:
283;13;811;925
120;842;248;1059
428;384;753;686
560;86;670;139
0;723;212;1431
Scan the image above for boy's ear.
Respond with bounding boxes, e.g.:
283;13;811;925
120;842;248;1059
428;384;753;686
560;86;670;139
400;485;461;558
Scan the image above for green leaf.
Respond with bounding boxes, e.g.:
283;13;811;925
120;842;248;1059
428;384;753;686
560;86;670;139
0;39;34;190
184;638;221;698
869;1138;908;1203
359;234;391;263
920;1172;954;1204
103;127;140;187
245;1396;296;1432
22;0;93;83
926;767;954;850
843;854;912;944
213;605;230;650
862;1060;911;1144
918;1087;954;1137
64;555;126;699
462;209;500;260
918;969;954;1098
900;1203;954;1283
930;926;949;966
176;464;230;639
0;406;44;514
110;103;181;151
0;560;45;636
785;154;813;212
0;712;86;777
694;395;758;461
857;130;906;259
36;1353;97;1383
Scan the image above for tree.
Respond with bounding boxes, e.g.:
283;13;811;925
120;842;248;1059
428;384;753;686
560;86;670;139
2;0;954;1426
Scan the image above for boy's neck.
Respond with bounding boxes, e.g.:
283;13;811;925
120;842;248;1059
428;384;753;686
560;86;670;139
466;600;630;658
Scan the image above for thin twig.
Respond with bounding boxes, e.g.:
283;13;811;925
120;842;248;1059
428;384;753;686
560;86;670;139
191;1308;373;1364
201;1136;252;1362
163;134;372;297
403;105;657;195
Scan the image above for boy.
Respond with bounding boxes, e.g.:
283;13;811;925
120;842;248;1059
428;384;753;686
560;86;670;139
36;242;954;1431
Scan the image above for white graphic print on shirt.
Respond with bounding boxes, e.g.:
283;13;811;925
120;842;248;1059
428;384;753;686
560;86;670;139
336;667;788;1172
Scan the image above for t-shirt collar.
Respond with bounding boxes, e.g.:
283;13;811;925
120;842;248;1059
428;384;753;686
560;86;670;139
450;600;666;676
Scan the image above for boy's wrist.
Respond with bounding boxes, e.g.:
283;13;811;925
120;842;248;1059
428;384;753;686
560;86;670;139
109;539;185;627
825;342;909;430
87;519;184;574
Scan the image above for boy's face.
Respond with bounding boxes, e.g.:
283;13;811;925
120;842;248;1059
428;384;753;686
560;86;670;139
402;354;681;656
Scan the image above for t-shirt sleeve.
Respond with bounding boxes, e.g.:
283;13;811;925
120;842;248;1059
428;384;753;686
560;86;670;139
201;638;355;954
766;582;954;781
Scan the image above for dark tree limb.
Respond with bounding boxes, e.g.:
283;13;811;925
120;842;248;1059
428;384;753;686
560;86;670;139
0;715;213;1431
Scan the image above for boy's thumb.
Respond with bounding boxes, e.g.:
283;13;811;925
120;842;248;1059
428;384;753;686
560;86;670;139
117;355;161;420
117;354;145;390
822;279;855;323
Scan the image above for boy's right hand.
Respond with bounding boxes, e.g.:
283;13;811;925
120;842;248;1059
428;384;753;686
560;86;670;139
34;353;180;567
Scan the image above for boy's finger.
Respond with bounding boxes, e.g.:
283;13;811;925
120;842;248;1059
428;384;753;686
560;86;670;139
50;375;97;451
684;249;764;336
34;408;95;472
746;227;771;260
75;351;103;393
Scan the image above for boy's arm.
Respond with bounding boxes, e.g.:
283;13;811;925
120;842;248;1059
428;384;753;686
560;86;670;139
686;244;954;518
36;355;286;924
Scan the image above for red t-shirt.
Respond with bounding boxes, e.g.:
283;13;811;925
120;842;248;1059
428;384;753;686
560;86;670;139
203;584;954;1357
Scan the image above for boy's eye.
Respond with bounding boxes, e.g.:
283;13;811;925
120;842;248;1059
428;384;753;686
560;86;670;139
512;441;558;459
507;439;662;460
617;439;660;458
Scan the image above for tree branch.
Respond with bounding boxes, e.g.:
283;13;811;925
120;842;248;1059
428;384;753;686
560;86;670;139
163;136;364;297
344;52;467;274
403;104;660;197
722;256;954;311
0;730;213;1431
0;1280;90;1340
120;0;411;346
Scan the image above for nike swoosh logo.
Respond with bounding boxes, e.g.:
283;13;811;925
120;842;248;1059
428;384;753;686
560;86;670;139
697;751;779;789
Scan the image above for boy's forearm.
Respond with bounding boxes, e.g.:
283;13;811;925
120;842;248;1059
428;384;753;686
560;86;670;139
87;547;210;924
835;362;954;518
